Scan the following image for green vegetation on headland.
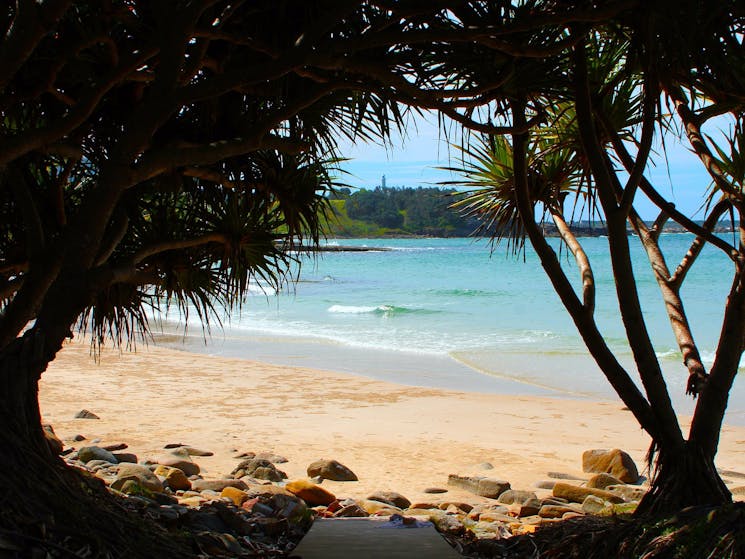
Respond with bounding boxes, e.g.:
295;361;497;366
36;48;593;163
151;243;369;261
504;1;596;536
322;186;736;238
324;186;480;237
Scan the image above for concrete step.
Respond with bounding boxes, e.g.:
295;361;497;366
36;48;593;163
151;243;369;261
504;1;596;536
291;517;461;558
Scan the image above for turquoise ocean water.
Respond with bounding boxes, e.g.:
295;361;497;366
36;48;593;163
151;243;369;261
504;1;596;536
154;234;745;425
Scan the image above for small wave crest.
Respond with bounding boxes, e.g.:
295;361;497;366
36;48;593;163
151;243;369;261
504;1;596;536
246;281;277;296
327;304;434;316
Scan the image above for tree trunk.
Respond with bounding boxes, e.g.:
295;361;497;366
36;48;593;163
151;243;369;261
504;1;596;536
0;330;193;557
636;442;732;516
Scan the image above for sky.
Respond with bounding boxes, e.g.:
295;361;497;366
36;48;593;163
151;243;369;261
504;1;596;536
337;111;730;222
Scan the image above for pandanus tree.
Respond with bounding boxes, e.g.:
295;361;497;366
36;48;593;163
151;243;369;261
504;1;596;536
448;7;745;513
0;1;422;554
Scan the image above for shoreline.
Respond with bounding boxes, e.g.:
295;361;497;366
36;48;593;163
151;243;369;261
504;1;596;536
39;339;745;505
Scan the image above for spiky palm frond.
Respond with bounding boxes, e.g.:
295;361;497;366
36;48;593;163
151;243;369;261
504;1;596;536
707;118;745;192
444;129;580;252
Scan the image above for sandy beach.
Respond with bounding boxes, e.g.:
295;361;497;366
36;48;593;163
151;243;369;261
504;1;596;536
39;338;745;504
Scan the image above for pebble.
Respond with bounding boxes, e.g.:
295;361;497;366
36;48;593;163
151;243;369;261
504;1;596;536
307;459;358;481
366;491;411;509
78;445;118;464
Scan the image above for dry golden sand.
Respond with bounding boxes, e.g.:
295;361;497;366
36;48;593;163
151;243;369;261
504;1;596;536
39;338;745;504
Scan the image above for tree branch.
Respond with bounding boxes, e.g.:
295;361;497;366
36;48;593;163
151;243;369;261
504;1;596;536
602;111;738;259
573;37;684;449
550;208;595;314
0;48;158;166
620;76;657;212
130;233;229;266
670;198;734;288
667;84;741;199
181;168;240;189
510;95;659;441
135;135;307;184
0;0;72;90
690;204;745;456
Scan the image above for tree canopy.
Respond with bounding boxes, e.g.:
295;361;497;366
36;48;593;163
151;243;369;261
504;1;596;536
1;0;745;555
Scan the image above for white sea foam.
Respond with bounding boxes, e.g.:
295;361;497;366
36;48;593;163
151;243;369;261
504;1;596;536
328;304;385;314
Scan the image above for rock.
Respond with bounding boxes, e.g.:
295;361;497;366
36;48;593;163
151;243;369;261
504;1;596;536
539;504;582;518
156;455;200;476
221;486;249;506
607;484;647;502
533;480;556;490
152;492;178;506
184;446;215;456
191;479;248;492
553;482;625;505
447;474;510;499
366;491;411;509
231;459;286;481
286;480;336;506
73;434;86;442
542;497;570;506
233;451;256;459
517;498;542;517
154;465;192;491
244;484;295;499
78;446;118;464
548;471;586;480
114;463;164;493
166;447;191;458
469;520;512;539
407;508;444;518
582;495;607;514
423;487;448;494
438;501;473;513
179;496;208;507
307;459;358;481
115;479;155;497
255;451;288;464
582;449;640;484
358;500;401;516
102;442;128;451
112;452;138;463
86;460;115;470
586;473;624;490
498;489;538;505
408;502;440;510
266;493;309;525
477;511;516;523
475;462;494;470
164;445;214;457
334;503;369;517
74;409;100;419
42;424;63;455
467;504;509;520
430;514;466;537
